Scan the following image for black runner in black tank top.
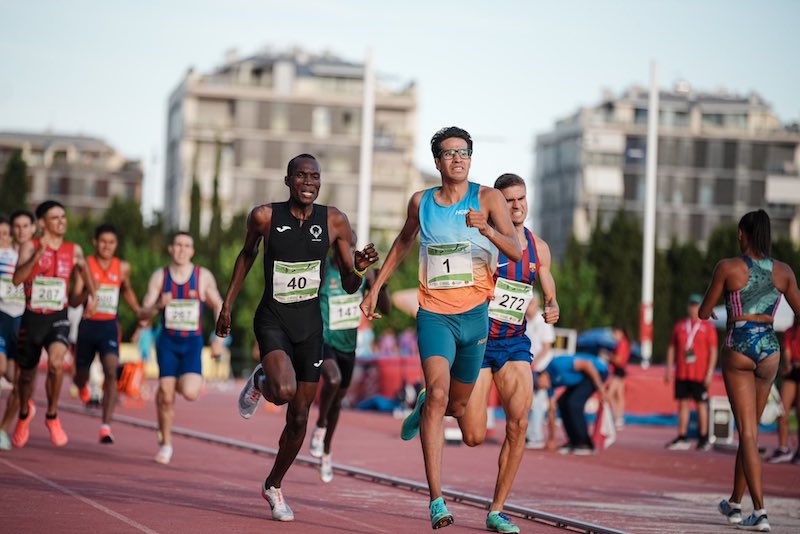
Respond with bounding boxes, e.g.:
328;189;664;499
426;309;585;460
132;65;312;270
258;201;329;342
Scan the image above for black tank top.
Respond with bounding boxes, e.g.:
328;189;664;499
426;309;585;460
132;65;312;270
259;201;330;339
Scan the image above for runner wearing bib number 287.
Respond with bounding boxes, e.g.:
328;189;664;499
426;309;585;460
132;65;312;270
459;173;559;534
215;154;378;523
360;127;522;530
12;200;98;449
71;224;143;445
140;231;224;465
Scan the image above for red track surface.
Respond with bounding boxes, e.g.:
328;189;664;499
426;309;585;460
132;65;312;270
1;376;799;533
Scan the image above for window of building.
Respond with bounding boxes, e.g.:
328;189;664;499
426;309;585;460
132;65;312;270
723;141;737;170
271;103;289;133
634;108;648;125
312;107;331;138
702;113;724;127
693;140;707;168
749;180;765;205
751;143;767;171
698;182;713;206
714;178;735;205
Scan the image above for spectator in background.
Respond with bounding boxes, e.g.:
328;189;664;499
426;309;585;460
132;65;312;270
377;328;398;357
525;292;556;449
132;323;157;364
767;315;800;463
606;325;630;429
537;353;608;455
664;294;718;451
398;327;418;357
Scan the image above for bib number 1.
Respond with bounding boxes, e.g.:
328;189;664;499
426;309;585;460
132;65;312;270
426;242;474;289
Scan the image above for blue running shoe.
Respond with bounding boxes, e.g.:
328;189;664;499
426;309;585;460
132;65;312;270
429;497;453;529
486;511;519;533
736;511;770;532
401;388;426;441
718;499;742;524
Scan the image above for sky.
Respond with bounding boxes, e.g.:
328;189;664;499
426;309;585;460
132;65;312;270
1;0;798;219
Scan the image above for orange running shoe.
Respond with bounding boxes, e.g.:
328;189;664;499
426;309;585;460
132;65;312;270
11;401;37;448
79;385;91;404
99;424;114;444
45;416;69;447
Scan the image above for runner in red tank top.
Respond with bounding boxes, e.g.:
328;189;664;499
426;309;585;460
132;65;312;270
71;223;143;444
11;200;97;449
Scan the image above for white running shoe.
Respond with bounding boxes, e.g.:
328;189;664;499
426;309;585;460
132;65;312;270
239;364;263;419
309;426;326;458
765;447;793;464
736;511;770;532
155;444;173;465
718;499;743;524
0;430;11;451
262;484;294;521
320;453;333;483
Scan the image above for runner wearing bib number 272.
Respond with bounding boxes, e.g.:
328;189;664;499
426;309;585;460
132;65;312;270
459;173;559;533
360;127;523;531
71;224;144;445
215;154;379;523
140;231;225;465
11;200;98;450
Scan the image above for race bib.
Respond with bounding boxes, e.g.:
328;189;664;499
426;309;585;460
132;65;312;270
488;278;533;325
329;294;361;331
0;274;25;305
164;299;200;331
94;284;120;316
31;277;67;311
273;260;321;304
426;242;474;289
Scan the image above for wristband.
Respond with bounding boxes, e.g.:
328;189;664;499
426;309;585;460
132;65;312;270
353;265;367;278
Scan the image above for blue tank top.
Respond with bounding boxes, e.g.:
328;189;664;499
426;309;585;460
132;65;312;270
725;256;781;319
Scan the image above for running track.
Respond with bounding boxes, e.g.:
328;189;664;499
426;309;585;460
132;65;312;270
1;378;799;533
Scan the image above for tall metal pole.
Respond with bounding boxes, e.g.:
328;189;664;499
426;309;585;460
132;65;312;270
357;49;375;248
640;61;659;368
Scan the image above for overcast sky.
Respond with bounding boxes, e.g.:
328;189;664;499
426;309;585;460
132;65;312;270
1;0;797;218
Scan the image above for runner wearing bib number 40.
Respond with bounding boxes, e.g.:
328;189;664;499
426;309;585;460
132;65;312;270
215;154;378;523
309;252;391;483
140;231;224;465
360;127;522;531
71;224;144;444
459;173;559;534
12;200;98;449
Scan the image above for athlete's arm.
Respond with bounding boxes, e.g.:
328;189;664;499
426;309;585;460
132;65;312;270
120;260;142;316
201;268;225;353
215;205;270;337
574;359;606;398
69;261;88;307
12;240;43;285
139;268;165;321
698;260;730;320
365;269;392;315
534;235;559;325
74;244;98;316
705;341;718;387
329;208;378;294
470;187;522;262
360;192;422;320
774;260;800;319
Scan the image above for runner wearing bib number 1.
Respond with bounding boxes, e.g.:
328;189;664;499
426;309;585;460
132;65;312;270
12;200;97;449
309;253;391;483
140;231;224;465
71;224;143;444
215;154;378;523
360;127;522;530
459;173;559;534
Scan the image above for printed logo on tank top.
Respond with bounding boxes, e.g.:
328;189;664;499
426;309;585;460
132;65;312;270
310;224;323;242
455;209;469;215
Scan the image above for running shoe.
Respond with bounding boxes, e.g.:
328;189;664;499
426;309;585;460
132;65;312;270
239;364;263;419
11;402;36;448
571;445;596;456
429;497;453;529
320;453;333;483
79;384;90;404
792;450;800;464
309;426;326;458
99;424;114;444
765;447;793;463
665;436;692;450
524;439;545;450
262;483;294;521
557;443;573;455
45;416;68;447
486;511;520;533
0;430;10;451
718;499;743;524
401;388;426;441
736;511;770;532
155;444;173;464
696;437;712;451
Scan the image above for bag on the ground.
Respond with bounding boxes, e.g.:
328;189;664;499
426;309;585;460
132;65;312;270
592;401;617;450
117;361;144;399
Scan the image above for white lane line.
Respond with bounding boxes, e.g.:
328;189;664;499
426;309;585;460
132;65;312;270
1;458;160;534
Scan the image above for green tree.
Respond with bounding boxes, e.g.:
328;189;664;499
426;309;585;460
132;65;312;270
188;145;201;240
773;236;800;273
704;221;740;279
552;236;608;331
207;140;223;274
0;149;29;214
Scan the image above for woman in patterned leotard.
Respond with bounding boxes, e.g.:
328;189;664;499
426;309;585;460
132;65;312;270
698;210;800;531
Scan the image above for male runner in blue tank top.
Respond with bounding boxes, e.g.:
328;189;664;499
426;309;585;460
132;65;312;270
215;154;378;523
360;127;521;530
459;173;559;533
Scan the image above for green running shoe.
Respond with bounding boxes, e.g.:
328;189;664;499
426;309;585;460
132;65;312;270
401;388;426;441
429;497;454;529
486;511;520;533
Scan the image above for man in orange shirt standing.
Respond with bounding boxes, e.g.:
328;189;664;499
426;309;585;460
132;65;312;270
664;294;718;451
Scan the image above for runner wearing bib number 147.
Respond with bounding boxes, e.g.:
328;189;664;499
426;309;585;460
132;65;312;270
360;127;522;530
140;231;224;465
459;173;559;534
12;200;98;449
309;252;391;483
215;154;378;523
71;224;143;444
